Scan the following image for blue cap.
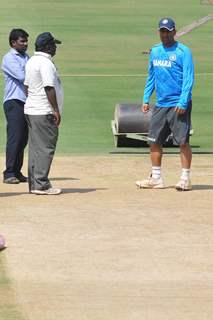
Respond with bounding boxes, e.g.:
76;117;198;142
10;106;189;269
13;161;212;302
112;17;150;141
35;32;61;48
158;18;175;31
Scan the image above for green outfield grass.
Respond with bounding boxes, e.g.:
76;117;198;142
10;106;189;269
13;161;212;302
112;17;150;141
0;0;212;154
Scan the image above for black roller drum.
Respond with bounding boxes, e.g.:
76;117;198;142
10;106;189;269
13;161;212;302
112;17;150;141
115;103;153;134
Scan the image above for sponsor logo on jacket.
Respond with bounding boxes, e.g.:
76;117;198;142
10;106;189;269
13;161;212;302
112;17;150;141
153;59;172;68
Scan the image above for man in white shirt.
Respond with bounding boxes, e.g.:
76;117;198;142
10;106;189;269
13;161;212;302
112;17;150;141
24;32;64;195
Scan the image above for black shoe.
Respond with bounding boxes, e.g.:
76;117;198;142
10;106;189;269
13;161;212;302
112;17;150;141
3;177;20;184
16;174;28;183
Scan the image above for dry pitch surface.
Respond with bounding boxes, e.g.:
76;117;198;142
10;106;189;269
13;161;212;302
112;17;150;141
0;155;213;320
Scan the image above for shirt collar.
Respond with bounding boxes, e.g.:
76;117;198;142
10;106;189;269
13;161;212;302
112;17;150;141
10;48;23;55
34;51;52;60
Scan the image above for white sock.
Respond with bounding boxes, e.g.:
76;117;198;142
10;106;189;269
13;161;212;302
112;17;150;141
181;168;190;180
152;166;161;179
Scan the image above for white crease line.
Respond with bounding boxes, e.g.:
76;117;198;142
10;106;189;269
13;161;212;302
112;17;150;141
60;73;213;77
60;74;147;77
196;73;213;76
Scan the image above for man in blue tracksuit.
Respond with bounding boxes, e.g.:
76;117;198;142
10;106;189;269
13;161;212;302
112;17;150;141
136;18;194;191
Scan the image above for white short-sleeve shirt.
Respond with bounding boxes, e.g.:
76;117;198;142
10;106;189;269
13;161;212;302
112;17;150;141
24;51;64;115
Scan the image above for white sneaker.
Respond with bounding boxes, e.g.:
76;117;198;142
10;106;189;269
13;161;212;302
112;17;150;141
31;187;62;195
136;175;164;189
175;179;192;191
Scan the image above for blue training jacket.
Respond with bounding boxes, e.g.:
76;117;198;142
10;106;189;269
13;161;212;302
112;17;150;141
143;41;194;109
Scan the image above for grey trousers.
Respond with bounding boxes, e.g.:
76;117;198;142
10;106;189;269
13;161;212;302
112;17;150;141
25;114;58;191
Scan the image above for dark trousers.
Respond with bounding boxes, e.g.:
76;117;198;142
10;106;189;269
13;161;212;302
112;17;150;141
3;99;28;179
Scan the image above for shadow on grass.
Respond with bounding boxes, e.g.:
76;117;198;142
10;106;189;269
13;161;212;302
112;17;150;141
0;188;107;197
110;146;213;155
50;177;80;181
0;192;29;197
62;188;107;194
192;185;213;190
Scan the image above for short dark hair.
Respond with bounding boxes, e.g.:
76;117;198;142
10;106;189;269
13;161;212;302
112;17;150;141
9;29;29;46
